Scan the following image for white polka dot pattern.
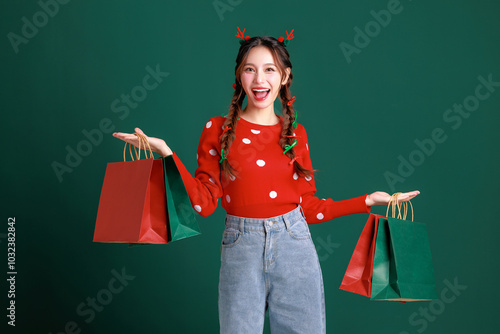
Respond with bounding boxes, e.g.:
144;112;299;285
186;118;345;222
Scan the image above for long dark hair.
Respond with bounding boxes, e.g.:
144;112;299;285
219;36;315;181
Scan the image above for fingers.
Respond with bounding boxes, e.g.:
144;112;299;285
398;190;420;202
113;128;145;137
111;132;142;148
112;132;135;139
113;131;145;142
135;127;145;136
113;133;135;141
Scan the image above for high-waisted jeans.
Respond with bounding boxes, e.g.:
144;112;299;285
218;205;326;334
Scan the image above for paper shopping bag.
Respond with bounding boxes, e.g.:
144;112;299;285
93;134;169;244
163;154;201;242
93;157;169;244
339;213;383;297
370;195;438;302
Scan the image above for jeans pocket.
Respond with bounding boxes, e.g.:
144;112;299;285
221;228;242;248
288;219;311;240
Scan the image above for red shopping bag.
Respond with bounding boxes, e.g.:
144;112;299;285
339;213;383;297
93;134;169;244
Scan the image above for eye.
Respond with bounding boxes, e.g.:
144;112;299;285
244;67;254;72
266;67;276;72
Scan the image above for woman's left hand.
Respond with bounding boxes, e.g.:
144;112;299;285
365;190;420;207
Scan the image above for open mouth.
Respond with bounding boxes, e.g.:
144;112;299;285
252;88;270;101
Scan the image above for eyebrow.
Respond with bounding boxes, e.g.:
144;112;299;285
243;63;276;67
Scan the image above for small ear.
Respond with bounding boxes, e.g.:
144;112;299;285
281;67;291;85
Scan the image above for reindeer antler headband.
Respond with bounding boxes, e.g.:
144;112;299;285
235;27;295;46
232;26;298;108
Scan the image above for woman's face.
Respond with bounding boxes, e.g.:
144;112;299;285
240;46;290;111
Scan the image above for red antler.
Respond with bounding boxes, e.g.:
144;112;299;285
286;29;294;40
236;27;247;40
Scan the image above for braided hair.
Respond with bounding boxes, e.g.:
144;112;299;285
219;36;315;181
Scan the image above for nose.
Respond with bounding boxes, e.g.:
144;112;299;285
254;69;265;83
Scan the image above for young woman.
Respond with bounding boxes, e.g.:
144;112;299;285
113;28;419;334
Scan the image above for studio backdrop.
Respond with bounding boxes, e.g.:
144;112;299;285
1;0;499;333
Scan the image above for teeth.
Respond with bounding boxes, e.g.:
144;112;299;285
253;89;269;92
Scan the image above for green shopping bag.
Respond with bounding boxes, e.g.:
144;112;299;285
371;194;438;302
163;154;201;242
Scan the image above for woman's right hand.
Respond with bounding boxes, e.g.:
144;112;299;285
112;127;173;157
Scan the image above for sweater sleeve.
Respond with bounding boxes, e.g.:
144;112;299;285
296;124;371;224
171;117;223;217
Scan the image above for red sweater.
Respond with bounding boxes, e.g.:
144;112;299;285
172;115;371;224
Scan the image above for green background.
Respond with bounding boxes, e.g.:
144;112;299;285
1;0;499;333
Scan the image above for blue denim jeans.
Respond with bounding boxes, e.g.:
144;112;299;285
218;205;326;334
